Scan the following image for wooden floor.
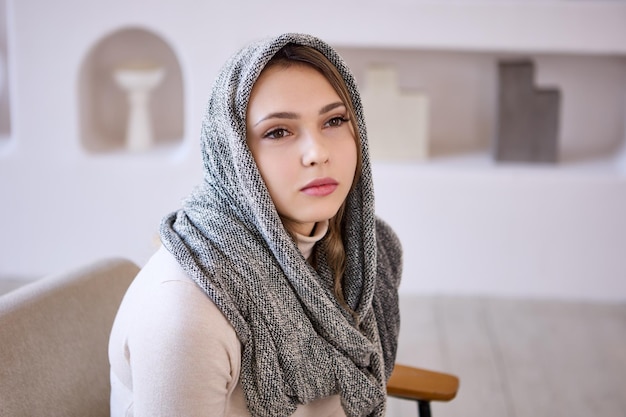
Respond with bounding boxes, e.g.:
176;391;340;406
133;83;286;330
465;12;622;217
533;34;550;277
1;280;625;417
391;296;626;417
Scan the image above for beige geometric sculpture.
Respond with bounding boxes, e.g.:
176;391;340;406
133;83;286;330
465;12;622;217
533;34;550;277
360;66;429;161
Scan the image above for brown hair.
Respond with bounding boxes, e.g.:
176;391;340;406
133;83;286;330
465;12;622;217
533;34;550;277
264;44;363;315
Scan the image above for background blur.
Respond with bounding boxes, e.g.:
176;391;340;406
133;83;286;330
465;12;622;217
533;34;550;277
1;0;625;302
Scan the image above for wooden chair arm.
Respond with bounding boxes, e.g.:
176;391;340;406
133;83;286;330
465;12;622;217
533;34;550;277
387;364;459;403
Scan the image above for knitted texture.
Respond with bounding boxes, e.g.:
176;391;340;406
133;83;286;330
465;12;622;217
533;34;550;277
160;33;402;417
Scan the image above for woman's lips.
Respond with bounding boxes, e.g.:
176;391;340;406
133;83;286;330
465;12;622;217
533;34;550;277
301;178;338;197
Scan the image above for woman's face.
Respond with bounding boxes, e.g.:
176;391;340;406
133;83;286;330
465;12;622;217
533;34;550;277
246;63;358;236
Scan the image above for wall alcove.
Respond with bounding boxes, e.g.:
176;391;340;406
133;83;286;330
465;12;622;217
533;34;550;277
78;26;184;153
337;47;626;170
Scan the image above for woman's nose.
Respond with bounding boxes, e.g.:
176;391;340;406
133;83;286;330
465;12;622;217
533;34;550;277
301;131;330;166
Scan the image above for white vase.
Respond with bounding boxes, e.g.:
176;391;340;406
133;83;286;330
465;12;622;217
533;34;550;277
113;66;165;152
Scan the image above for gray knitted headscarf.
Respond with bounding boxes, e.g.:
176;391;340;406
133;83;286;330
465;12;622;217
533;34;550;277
160;33;402;417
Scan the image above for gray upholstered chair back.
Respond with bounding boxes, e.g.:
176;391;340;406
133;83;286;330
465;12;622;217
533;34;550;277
0;258;139;417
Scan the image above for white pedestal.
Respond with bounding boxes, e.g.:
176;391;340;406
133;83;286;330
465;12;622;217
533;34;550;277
361;66;429;161
113;67;165;152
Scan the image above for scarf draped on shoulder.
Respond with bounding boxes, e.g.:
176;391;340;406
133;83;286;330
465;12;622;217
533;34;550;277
160;33;402;417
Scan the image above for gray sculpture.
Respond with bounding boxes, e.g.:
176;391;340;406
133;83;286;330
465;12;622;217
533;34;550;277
495;60;560;163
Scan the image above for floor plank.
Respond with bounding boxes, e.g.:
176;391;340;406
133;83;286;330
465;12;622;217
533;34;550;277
390;296;449;416
394;296;626;417
488;299;626;417
575;302;626;416
435;296;511;417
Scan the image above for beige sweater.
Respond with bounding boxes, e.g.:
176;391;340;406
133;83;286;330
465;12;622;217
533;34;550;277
109;222;347;417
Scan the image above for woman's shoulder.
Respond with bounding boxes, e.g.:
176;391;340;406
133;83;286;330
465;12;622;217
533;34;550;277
115;246;238;342
109;250;244;417
140;245;195;285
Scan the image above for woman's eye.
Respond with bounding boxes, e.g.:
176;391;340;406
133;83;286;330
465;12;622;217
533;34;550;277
264;128;290;139
326;116;349;128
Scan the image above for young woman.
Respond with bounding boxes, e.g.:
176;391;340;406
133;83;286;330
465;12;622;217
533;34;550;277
109;33;403;417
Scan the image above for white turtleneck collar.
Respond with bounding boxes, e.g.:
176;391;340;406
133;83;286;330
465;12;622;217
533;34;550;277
294;220;329;260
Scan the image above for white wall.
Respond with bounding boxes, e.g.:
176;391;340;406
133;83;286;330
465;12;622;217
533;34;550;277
1;0;625;301
374;164;626;299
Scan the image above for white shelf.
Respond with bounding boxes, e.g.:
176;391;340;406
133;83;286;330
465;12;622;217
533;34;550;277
376;151;626;179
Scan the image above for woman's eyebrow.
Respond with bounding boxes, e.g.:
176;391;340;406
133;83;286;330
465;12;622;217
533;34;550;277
253;102;346;127
319;102;345;114
254;112;298;126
